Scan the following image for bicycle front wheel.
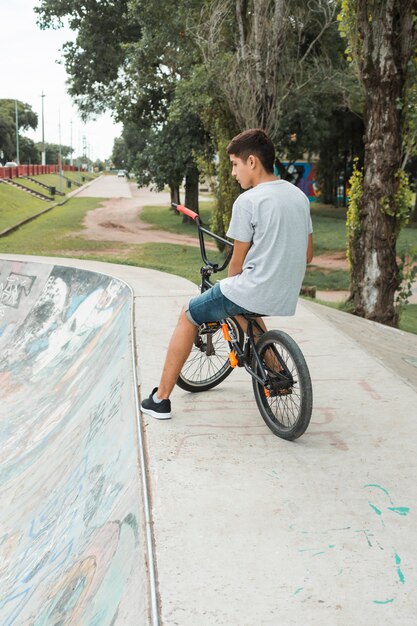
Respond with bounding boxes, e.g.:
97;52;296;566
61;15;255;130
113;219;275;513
177;317;243;393
252;330;312;440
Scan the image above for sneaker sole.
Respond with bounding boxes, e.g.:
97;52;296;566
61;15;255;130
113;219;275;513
141;407;172;420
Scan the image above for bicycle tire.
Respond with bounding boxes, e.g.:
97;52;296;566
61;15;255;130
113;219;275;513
252;330;312;440
177;317;244;393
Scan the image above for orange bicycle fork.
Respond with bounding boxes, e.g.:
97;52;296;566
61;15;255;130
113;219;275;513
221;322;239;368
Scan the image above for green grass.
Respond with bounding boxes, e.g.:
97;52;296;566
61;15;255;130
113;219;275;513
303;267;350;290
399;304;417;334
12;177;54;197
0;197;105;253
310;202;417;255
0;183;49;231
140;202;214;238
113;243;228;284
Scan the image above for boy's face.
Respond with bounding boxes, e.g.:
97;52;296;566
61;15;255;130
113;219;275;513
229;154;255;189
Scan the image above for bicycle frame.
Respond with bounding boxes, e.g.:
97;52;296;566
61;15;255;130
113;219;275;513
173;203;294;391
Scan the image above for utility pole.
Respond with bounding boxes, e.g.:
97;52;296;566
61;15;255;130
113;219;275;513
41;92;46;166
14;100;20;165
82;134;87;174
58;109;63;193
70;120;73;167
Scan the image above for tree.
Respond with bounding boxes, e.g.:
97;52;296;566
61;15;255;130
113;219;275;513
35;142;72;164
0;99;38;162
191;0;356;234
316;108;365;205
196;0;340;142
112;137;129;170
36;0;208;212
20;137;41;164
340;0;417;326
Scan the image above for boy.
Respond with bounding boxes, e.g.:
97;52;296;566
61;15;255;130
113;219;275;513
141;129;313;419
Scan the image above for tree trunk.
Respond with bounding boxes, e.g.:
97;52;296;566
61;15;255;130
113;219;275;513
349;1;415;327
169;183;180;209
184;164;199;222
410;190;417;225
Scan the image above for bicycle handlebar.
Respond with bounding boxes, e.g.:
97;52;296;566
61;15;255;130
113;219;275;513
174;203;199;222
172;202;233;273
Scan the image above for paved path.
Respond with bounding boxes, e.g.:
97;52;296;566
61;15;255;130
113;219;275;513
74;173;133;198
2;254;416;625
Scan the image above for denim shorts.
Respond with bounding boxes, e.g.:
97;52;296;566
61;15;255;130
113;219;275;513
186;282;255;326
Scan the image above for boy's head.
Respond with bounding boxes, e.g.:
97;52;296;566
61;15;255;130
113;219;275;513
227;129;275;174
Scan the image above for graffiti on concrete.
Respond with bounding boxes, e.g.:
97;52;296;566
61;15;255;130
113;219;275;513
0;260;148;624
0;272;36;309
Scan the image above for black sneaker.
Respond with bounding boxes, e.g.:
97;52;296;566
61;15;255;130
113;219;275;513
141;387;172;420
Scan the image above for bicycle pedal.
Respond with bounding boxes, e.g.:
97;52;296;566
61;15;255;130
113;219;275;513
200;322;220;334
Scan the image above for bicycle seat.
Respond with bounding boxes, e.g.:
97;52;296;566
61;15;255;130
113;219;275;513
242;313;268;319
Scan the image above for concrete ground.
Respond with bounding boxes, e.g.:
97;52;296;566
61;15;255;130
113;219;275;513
3;254;416;626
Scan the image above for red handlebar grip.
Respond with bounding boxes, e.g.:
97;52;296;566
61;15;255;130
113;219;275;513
176;204;199;221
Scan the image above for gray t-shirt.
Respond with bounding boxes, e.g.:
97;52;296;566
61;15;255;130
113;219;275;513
219;180;313;316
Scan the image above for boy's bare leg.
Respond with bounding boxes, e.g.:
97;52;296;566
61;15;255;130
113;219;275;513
235;315;267;338
157;307;198;399
235;315;282;371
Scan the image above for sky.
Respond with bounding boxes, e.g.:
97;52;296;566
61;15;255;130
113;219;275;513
0;0;123;161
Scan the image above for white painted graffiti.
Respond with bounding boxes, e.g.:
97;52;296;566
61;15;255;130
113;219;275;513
0;273;36;312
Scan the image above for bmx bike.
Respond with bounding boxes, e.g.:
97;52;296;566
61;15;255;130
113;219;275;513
174;203;313;441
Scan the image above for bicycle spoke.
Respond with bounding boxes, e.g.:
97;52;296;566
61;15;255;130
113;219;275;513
252;330;312;439
177;318;243;391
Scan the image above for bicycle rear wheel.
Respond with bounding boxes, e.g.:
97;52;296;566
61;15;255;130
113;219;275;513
252;330;312;440
177;317;243;392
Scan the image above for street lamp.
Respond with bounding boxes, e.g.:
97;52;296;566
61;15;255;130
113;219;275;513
70;120;73;167
41;92;46;166
15;100;19;165
58;108;63;193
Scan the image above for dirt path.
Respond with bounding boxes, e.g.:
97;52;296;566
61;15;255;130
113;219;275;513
80;183;210;248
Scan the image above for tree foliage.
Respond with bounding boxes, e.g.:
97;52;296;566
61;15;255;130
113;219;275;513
0;99;38;162
37;0;208;211
196;0;341;141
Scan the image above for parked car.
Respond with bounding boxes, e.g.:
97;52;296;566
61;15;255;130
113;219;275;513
117;169;125;177
4;161;18;167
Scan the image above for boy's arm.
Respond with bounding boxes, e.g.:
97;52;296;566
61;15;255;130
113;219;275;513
307;233;314;264
228;240;252;277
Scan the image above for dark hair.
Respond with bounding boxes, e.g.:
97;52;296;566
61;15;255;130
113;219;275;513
226;129;275;173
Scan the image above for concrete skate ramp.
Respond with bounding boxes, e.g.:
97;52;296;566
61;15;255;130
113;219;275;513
0;259;150;624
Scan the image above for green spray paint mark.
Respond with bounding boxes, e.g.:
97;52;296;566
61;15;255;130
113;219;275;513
293;587;303;596
373;598;394;605
369;503;382;516
364;484;391;498
395;553;405;584
365;485;410;517
388;506;410;516
267;470;280;480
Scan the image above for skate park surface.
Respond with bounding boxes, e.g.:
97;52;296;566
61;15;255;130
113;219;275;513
1;253;417;626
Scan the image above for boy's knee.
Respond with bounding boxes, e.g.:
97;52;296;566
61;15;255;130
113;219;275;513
178;306;193;326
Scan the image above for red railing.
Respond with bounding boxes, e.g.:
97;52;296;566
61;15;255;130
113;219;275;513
0;164;77;179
